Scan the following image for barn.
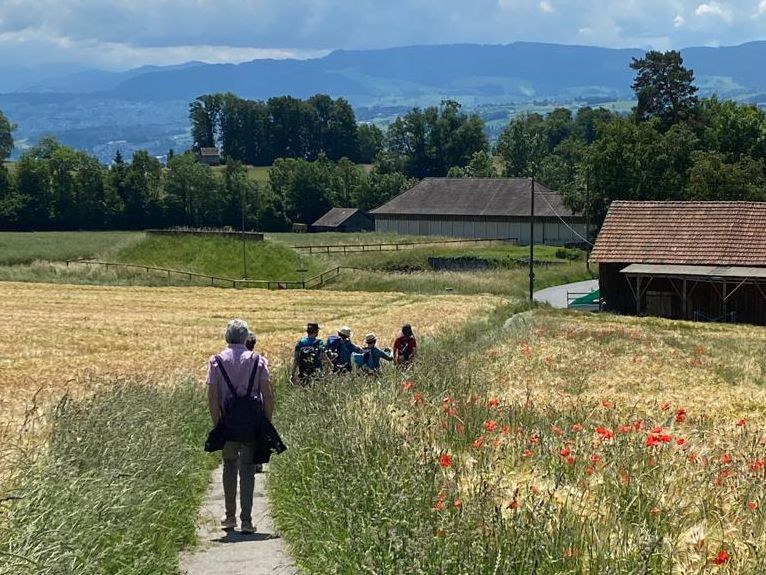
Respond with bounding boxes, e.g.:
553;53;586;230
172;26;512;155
590;201;766;326
311;208;374;233
370;178;586;244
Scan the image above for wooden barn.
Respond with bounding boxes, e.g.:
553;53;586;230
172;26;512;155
590;201;766;326
198;147;221;166
311;208;374;232
370;178;586;244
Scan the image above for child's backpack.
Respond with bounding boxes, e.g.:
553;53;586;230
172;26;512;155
298;339;322;377
326;335;342;365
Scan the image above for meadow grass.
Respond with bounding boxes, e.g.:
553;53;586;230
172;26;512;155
268;308;766;574
266;231;443;246
0;231;142;265
0;378;216;575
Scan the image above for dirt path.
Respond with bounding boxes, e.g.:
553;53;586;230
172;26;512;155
180;465;296;575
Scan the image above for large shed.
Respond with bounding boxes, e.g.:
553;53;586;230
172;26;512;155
590;201;766;325
311;208;374;232
370;178;586;244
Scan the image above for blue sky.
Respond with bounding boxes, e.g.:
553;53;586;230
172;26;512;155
1;0;765;69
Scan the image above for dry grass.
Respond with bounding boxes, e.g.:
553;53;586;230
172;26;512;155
0;281;504;428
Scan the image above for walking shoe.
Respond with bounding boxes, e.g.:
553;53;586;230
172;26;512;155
240;521;255;534
220;516;236;530
255;464;263;473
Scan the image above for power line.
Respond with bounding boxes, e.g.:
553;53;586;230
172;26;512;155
536;189;594;247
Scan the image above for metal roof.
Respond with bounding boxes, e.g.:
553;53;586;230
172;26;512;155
199;147;220;156
621;263;766;280
370;178;579;218
311;208;366;228
591;201;766;266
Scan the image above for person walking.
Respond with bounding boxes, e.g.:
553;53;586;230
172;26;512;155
207;319;273;534
393;324;417;367
326;326;363;374
359;332;393;375
290;322;330;385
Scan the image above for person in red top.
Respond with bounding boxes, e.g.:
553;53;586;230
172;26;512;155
393;324;417;366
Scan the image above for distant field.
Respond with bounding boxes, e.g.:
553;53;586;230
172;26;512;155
0;231;142;265
268;231;469;246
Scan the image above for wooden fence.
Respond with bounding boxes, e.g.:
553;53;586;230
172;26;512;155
64;259;352;289
289;237;518;255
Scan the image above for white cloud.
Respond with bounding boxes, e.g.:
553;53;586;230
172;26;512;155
674;14;686;27
539;1;555;13
753;0;766;17
694;2;734;22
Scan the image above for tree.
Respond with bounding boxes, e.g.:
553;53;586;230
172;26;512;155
686;151;766;201
163;153;220;227
357;123;384;164
495;114;546;177
189;94;223;150
447;150;498;177
0;109;16;161
354;171;414;211
121;151;163;228
630;50;698;126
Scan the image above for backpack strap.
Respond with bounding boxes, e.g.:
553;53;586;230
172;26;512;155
245;355;260;397
215;355;238;397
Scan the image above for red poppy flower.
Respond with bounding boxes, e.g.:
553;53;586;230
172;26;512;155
720;453;733;465
590;454;602;463
412;392;424;405
456;424;465;434
596;427;614;440
660;402;671;411
750;459;765;471
566;456;576;465
522;449;533;458
571;423;584;432
521;343;532;357
602;399;614;409
585;466;594;475
711;549;730;565
651;426;663;433
403;380;415;391
633;420;645;431
453;499;463;509
501;425;510;435
736;418;747;427
551;425;564;436
748;500;758;510
439;453;453;468
434;499;445;511
442;396;452;406
530;434;540;445
559;447;572;457
484;420;498;432
649;507;661;515
675;408;687;423
487;397;499;408
618;424;632;434
507;499;520;510
676;438;686;446
472;436;486;449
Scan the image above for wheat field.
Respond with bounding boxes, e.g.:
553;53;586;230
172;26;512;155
0;281;504;429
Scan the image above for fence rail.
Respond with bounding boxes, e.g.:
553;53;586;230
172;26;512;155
289;237;518;255
64;259;353;290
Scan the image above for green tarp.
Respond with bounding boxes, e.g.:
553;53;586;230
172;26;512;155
570;289;600;307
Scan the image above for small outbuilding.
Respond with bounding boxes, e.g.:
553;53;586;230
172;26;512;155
198;147;221;166
370;178;586;244
590;201;766;325
311;208;374;233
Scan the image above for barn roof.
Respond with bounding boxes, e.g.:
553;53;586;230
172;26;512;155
312;208;366;228
369;178;579;218
590;201;766;266
199;147;220;156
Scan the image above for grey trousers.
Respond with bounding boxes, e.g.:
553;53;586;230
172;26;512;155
222;441;256;522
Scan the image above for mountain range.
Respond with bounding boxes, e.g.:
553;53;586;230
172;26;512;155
2;41;765;161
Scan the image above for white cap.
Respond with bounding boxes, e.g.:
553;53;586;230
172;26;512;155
339;326;352;337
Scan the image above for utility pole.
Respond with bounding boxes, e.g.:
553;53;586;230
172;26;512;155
585;169;591;273
241;187;248;279
529;175;535;303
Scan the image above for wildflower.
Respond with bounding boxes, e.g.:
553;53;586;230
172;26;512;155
456;424;465;435
660;402;671;411
453;499;463;509
619;471;631;485
675;408;687;423
748;500;758;510
563;548;574;558
412;392;424;405
472;436;486;449
507;499;520;510
711;549;730;565
566;456;576;465
531;485;541;495
559;447;572;457
633;420;645;432
501;425;510;435
651;426;663;433
447;407;458;417
439;453;453;468
434;500;445;511
585;466;594;475
530;434;540;445
602;399;614;409
487;397;499;408
596;426;614;440
484;420;498;432
521;342;532;357
676;438;686;446
720;453;733;465
442;396;452;406
736;418;747;427
571;423;584;433
749;459;765;471
551;424;564;436
590;454;602;463
618;424;632;434
403;380;415;391
688;453;698;463
545;356;553;368
649;507;661;516
522;449;533;458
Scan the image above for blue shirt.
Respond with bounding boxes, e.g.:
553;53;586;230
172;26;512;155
295;336;325;370
364;347;392;370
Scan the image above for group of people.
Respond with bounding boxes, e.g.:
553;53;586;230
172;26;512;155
290;322;417;385
205;318;418;534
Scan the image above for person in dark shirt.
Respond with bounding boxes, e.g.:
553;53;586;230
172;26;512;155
393;324;417;367
327;326;363;374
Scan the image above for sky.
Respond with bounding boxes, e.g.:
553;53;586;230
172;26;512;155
1;0;766;70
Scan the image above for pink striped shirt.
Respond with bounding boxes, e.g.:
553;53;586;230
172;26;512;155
206;344;270;409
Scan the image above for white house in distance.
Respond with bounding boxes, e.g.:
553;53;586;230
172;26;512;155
370;178;587;245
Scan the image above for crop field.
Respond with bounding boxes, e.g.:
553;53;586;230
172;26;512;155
0;281;503;429
271;310;766;573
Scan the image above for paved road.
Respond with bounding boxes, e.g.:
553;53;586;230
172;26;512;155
180;465;296;575
533;279;599;309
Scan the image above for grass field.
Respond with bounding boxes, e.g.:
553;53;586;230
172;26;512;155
267;231;444;246
0;281;503;428
0;231;142;265
270;309;766;573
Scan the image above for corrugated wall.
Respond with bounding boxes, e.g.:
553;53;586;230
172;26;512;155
375;215;586;245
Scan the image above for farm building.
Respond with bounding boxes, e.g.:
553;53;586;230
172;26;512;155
198;147;221;166
370;178;586;244
311;208;374;232
590;201;766;326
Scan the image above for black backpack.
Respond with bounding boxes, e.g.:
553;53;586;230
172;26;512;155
297;340;322;377
216;355;263;444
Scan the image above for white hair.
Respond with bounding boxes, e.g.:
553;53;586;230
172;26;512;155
225;319;250;344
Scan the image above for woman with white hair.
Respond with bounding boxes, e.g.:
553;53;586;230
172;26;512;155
206;318;274;534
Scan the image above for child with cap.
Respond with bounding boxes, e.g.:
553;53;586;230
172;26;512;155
359;332;393;375
326;326;363;374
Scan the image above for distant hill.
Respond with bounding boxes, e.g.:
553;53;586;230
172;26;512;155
2;40;766;161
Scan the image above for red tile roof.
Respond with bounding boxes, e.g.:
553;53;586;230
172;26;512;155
590;201;766;266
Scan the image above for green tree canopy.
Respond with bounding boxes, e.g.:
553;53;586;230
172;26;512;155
630;50;698;126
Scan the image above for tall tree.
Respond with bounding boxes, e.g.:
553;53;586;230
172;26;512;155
189;94;223;150
630;50;698;126
357;123;384;164
495;114;546;177
0;109;16;161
